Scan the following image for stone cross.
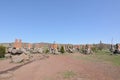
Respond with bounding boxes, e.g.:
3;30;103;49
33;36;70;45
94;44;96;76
14;39;22;49
28;43;32;49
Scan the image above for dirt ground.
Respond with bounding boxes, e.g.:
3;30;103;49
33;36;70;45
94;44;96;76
0;53;120;80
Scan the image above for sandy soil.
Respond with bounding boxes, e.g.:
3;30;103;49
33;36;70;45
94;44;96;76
0;53;120;80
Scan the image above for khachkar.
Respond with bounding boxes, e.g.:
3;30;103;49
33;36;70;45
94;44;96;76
51;42;58;54
82;44;93;54
113;44;120;54
28;43;32;49
53;43;57;50
23;43;27;48
116;44;120;51
74;45;80;52
14;39;22;49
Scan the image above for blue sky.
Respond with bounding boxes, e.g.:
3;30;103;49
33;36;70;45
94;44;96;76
0;0;120;44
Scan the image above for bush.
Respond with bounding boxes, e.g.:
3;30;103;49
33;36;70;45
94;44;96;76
91;46;98;53
60;46;65;53
0;46;6;58
45;49;49;53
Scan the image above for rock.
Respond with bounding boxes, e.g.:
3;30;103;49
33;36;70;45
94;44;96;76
87;49;91;54
5;53;11;59
68;48;73;53
7;47;12;53
38;48;43;53
11;55;24;63
51;48;59;54
20;48;27;53
49;48;53;54
11;49;17;55
19;53;30;61
32;48;38;53
17;49;23;54
11;53;31;63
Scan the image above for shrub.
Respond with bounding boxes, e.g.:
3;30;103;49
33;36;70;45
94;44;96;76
45;49;49;53
60;46;65;53
0;46;6;58
91;46;98;52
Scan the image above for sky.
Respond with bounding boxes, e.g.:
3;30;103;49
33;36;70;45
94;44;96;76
0;0;120;44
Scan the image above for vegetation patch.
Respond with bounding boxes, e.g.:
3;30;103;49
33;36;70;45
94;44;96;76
61;70;76;79
0;58;5;60
0;46;6;58
60;46;65;54
73;50;120;66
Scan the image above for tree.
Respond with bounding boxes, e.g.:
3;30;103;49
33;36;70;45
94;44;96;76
98;40;104;50
91;45;98;52
60;46;65;54
45;49;49;53
0;46;6;58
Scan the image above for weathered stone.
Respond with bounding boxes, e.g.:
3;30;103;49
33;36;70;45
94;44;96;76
68;48;73;53
5;53;11;58
37;48;43;53
20;48;27;53
11;55;24;63
11;49;17;54
14;39;22;49
17;49;23;54
80;44;93;54
32;48;38;53
54;48;59;54
19;53;30;61
113;44;120;54
11;53;31;63
7;47;12;53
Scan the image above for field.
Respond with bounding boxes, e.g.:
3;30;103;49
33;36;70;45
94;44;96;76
75;50;120;66
0;51;120;80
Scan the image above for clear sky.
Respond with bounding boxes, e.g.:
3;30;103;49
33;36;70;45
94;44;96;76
0;0;120;44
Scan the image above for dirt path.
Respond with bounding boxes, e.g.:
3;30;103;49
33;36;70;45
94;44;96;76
0;53;120;80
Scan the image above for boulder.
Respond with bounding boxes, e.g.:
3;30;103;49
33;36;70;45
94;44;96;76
11;53;31;63
20;48;27;53
5;53;11;59
38;48;43;53
19;53;30;61
68;48;73;53
7;47;12;53
11;55;24;63
52;48;59;54
17;49;23;54
11;49;17;55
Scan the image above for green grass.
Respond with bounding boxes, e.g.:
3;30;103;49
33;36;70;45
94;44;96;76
61;70;76;79
0;57;5;60
74;50;120;66
94;50;120;66
43;70;76;80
